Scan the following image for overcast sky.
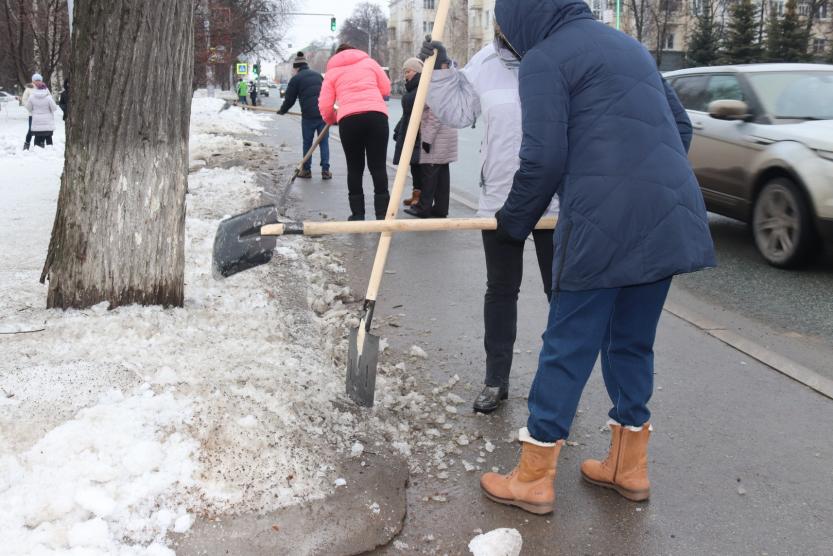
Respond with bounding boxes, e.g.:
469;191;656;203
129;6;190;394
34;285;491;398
283;0;389;54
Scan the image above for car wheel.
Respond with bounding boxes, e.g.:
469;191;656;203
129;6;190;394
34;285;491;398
752;178;819;268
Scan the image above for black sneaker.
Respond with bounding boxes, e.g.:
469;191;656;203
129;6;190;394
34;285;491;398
322;170;332;180
473;385;509;414
297;169;312;179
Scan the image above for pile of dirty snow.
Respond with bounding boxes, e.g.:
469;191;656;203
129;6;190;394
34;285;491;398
0;93;481;555
0;96;346;554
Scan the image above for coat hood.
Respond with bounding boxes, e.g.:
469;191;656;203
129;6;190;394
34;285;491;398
494;0;593;58
326;49;370;71
405;72;421;92
32;89;51;98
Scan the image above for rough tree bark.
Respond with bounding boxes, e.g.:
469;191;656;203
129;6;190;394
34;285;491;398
40;0;195;309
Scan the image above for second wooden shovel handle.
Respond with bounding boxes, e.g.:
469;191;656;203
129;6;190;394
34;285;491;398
260;217;557;237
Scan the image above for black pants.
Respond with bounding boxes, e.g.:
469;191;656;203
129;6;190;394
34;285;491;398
33;132;53;148
415;163;449;217
25;116;33;146
410;163;422;191
482;229;554;388
338;112;389;197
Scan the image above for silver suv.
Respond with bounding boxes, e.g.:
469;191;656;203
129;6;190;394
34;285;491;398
664;64;833;268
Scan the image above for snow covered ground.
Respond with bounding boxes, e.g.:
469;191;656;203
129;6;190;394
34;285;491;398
0;96;471;555
0;98;448;555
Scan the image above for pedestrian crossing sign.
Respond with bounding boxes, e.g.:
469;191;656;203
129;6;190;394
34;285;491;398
235;63;248;75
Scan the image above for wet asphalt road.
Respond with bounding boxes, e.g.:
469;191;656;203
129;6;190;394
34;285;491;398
253;109;833;555
263;92;833;351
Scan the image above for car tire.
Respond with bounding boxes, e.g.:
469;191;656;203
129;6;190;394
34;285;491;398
752;178;819;268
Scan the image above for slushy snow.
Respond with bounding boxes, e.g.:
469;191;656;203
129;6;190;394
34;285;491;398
1;95;472;555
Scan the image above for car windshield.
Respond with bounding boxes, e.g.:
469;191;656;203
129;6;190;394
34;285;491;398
746;71;833;121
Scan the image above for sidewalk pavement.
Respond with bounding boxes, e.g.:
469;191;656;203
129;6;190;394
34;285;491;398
262;114;833;555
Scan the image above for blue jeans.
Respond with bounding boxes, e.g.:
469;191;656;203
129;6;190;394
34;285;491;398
302;117;329;171
238;95;248;105
527;277;672;442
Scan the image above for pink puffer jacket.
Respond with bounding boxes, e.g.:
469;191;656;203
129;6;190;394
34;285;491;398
319;49;390;125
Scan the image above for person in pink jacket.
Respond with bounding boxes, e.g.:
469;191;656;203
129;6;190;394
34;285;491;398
319;44;391;220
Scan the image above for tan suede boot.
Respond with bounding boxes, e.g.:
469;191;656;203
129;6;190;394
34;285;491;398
403;189;421;206
480;429;563;515
580;422;651;501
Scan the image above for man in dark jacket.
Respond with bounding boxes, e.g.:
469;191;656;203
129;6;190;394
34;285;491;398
278;52;331;179
479;0;715;515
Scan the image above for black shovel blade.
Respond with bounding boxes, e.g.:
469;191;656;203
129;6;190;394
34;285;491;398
212;205;279;279
346;327;379;407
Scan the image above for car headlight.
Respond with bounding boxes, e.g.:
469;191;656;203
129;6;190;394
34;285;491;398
816;149;833;162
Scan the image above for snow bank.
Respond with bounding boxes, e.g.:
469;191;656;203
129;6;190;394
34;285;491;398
0;95;469;554
468;528;523;556
189;97;269;136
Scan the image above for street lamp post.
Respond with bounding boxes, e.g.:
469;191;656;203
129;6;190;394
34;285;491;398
356;26;372;59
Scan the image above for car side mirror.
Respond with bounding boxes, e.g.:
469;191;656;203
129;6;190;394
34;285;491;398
708;100;752;122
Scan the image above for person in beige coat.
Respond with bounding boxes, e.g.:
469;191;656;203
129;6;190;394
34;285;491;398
404;105;458;218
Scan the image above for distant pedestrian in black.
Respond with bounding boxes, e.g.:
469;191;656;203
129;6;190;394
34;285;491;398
58;78;69;121
393;57;423;207
249;81;258;106
278;51;331;180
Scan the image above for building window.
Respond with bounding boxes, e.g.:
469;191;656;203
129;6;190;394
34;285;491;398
813;37;827;54
817;1;830;19
423;0;435;9
799;1;811;16
591;0;604;19
423;20;434;33
772;1;784;16
665;33;675;50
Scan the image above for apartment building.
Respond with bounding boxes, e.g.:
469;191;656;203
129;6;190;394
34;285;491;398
387;0;832;83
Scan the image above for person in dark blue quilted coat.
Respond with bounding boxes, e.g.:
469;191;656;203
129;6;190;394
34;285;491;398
479;0;716;515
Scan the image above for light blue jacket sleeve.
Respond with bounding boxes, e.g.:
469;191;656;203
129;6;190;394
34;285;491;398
425;67;481;129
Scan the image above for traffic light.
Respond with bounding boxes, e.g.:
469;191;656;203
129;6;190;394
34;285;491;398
253;63;260;76
330;17;336;31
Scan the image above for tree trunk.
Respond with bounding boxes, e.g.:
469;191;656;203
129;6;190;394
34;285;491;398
41;0;194;309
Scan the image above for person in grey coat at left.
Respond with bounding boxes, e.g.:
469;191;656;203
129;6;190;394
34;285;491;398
404;105;457;218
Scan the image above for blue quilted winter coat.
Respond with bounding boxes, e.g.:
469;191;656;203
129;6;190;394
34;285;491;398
495;0;715;291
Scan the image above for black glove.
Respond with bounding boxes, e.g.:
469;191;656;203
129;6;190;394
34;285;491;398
494;209;524;244
276;110;284;115
422;142;431;153
419;35;450;69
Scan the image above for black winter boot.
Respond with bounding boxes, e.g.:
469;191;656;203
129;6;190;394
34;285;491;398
473;385;509;414
374;193;391;220
348;194;365;221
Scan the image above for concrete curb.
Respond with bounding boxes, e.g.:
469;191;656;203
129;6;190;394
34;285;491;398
664;301;833;400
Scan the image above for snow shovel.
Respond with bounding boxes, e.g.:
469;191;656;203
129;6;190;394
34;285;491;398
346;0;453;406
276;122;332;212
211;206;556;279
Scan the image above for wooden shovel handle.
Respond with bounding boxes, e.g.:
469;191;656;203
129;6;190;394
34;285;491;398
260;217;557;237
236;103;302;117
362;0;452;306
295;123;331;173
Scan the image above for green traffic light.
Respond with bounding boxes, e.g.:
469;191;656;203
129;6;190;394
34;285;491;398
330;17;336;31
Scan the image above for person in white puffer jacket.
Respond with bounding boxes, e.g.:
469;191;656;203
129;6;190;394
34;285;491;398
420;35;559;414
25;77;57;148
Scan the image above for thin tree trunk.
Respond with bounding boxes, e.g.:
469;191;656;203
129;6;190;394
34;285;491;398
41;0;195;309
